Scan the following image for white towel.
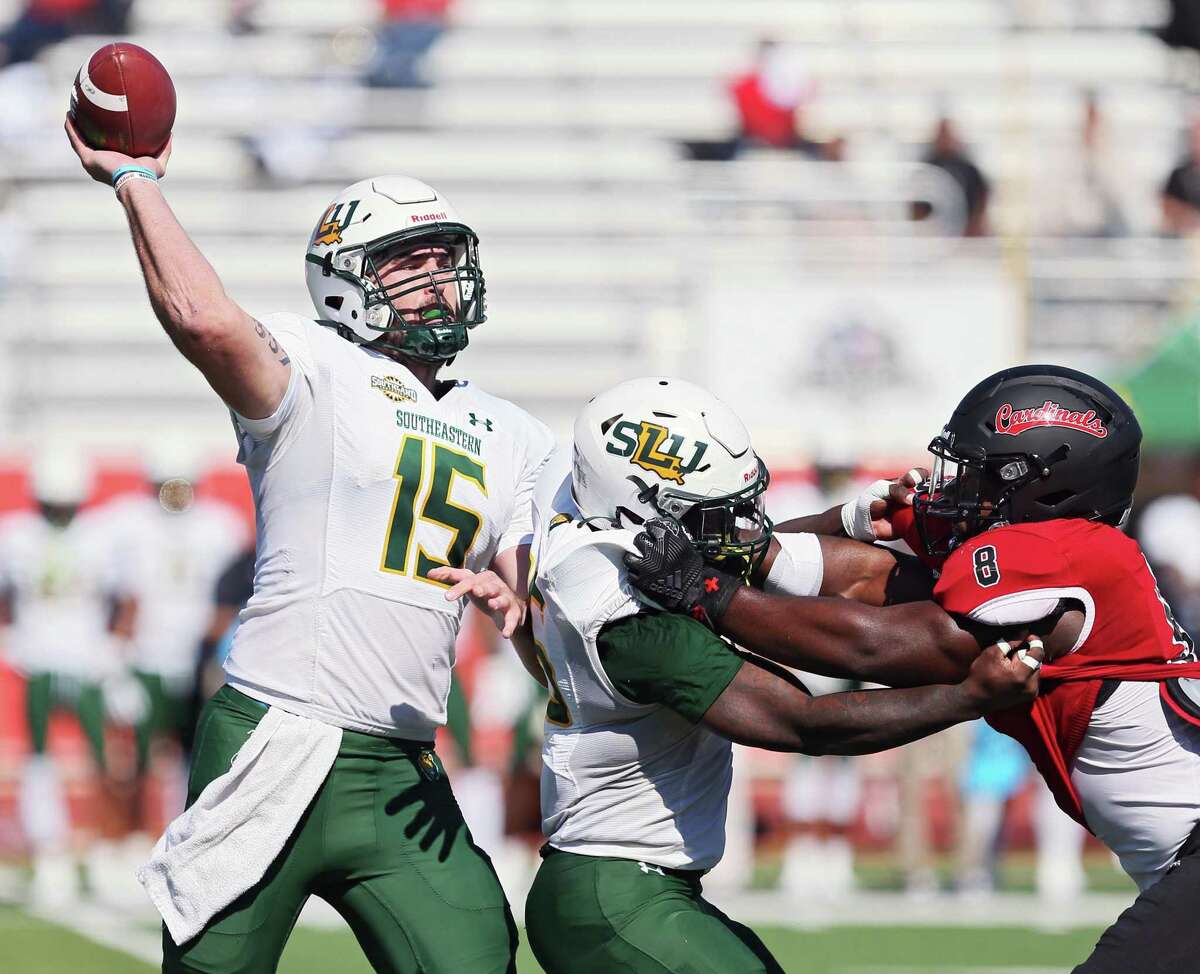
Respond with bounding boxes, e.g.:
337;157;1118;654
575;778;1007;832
138;705;342;945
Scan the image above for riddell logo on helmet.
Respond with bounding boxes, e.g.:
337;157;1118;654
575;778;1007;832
994;401;1108;439
411;212;447;223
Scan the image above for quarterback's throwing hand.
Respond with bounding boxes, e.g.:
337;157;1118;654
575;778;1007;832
961;635;1045;714
65;113;172;185
427;566;523;638
624;517;739;627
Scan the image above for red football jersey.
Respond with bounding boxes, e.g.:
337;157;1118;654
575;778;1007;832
931;519;1200;826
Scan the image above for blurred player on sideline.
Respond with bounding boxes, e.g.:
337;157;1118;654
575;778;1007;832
0;449;138;905
66;117;554;973
106;448;247;830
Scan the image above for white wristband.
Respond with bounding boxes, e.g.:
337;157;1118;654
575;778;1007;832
764;531;824;597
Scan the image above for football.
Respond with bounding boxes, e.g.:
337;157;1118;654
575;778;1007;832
69;42;176;158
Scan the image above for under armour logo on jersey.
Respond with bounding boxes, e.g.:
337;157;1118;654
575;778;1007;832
468;413;494;431
638;862;665;876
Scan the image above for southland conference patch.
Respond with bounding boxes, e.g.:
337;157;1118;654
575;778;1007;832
371;375;418;404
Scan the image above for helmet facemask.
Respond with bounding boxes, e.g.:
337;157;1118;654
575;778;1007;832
655;458;774;579
321;224;486;363
914;430;1055;557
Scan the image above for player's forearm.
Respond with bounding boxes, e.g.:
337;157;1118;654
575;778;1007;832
118;180;240;343
704;654;978;755
794;683;978;755
719;588;976;686
774;505;846;538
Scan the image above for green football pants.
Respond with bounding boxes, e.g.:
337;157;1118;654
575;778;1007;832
133;670;190;773
26;671;107;771
162;686;517;974
525;848;784;974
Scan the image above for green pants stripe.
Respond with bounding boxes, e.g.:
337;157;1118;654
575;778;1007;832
163;686;517;974
525;848;784;974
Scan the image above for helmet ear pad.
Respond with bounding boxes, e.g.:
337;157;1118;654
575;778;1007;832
309;249;371;327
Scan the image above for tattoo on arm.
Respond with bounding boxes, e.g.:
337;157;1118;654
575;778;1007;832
253;318;291;366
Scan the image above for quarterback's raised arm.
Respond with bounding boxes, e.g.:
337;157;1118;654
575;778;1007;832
65;117;290;420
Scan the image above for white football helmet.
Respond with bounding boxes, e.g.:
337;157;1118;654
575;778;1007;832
31;448;91;509
572;377;772;564
304;175;485;362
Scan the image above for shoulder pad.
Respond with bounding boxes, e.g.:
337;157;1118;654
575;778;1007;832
935;524;1073;619
539;524;641;634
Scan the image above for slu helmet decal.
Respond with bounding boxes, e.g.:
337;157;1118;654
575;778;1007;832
605;419;709;485
312;199;362;248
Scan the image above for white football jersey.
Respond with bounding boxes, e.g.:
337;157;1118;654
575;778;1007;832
0;508;129;679
224;313;554;739
530;450;733;871
106;495;248;682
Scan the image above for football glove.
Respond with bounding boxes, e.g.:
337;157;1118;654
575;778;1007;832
623;516;740;628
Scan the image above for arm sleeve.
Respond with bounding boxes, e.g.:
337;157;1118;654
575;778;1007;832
230;313;318;450
597;612;745;724
496;419;557;554
764;531;823;596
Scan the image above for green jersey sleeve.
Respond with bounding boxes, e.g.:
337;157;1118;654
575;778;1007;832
597;612;744;724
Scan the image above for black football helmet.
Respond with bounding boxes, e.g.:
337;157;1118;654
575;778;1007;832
913;365;1142;556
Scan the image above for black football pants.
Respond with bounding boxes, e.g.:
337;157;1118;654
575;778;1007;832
1073;821;1200;973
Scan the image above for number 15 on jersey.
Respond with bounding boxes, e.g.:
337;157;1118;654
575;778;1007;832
380;434;488;586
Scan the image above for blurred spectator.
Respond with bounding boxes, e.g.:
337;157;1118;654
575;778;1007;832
190;544;255;745
1033;776;1087;902
778;750;860;898
365;0;450;89
955;722;1029;895
1161;118;1200;236
1049;92;1130;237
727;38;842;161
895;724;970;896
913;117;990;237
1137;480;1200;636
0;0;131;68
228;0;259;36
1158;0;1200;53
730;39;814;151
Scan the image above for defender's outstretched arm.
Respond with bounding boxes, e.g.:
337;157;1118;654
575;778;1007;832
701;640;1041;755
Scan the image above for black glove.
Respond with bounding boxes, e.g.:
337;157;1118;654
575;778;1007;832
623;517;739;628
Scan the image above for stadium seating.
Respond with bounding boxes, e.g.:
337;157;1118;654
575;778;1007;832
0;0;1191;460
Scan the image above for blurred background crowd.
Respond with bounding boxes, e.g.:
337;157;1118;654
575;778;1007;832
1;0;1200;913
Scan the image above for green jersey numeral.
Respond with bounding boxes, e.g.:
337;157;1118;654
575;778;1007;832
381;435;487;586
